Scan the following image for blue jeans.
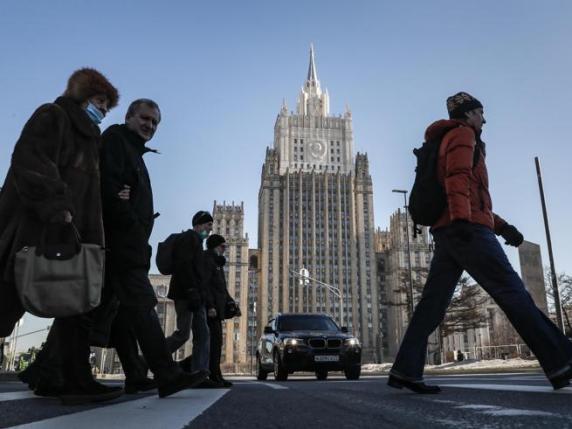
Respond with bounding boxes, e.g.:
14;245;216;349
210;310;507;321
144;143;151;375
166;301;210;372
391;224;572;381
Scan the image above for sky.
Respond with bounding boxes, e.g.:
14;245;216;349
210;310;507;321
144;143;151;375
1;0;571;352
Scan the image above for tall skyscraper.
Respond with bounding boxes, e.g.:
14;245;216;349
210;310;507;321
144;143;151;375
518;241;549;315
212;201;250;368
257;46;379;359
380;210;436;361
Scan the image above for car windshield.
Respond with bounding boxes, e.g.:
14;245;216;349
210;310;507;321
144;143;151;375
278;316;339;332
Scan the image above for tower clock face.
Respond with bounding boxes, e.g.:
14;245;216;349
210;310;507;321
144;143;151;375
309;99;321;116
308;140;327;161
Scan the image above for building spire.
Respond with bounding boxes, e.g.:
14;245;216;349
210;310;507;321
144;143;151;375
307;43;318;83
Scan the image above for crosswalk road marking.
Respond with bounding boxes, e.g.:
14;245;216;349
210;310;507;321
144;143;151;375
0;391;35;402
250;382;289;390
9;389;228;429
440;383;572;394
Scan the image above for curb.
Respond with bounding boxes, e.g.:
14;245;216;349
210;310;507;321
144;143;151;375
0;372;19;382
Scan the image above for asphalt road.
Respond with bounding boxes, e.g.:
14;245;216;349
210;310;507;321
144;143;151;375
1;372;571;428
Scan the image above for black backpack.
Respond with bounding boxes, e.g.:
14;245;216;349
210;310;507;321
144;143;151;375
408;138;448;229
156;232;183;275
409;125;479;232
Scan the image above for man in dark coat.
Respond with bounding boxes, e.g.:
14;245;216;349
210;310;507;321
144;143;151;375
100;100;207;398
0;68;123;404
166;211;213;377
204;234;240;388
388;92;572;393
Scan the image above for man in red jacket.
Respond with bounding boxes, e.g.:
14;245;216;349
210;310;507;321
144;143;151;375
388;92;572;393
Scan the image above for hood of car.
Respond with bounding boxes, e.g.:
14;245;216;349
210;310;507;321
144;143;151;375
279;330;350;339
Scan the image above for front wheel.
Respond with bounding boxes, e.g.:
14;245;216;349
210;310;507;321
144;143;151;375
344;365;361;380
273;352;288;381
256;356;268;381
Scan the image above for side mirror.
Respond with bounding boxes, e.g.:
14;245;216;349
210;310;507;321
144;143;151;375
263;326;274;335
341;326;349;333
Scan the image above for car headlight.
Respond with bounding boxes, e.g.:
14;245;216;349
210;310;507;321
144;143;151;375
345;338;360;347
283;338;305;346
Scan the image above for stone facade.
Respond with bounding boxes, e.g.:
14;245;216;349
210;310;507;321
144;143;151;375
212;201;250;368
257;46;379;360
376;210;436;361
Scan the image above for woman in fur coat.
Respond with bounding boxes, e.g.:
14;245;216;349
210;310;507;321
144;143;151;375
0;68;123;404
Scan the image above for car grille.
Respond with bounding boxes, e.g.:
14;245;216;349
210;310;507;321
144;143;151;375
308;338;342;349
309;338;326;348
327;339;342;348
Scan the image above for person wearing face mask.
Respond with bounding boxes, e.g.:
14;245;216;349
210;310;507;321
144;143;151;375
166;211;215;384
98;101;208;398
203;234;240;388
0;68;124;404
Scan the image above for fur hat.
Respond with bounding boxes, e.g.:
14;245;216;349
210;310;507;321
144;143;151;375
446;92;483;119
206;234;226;250
63;68;119;109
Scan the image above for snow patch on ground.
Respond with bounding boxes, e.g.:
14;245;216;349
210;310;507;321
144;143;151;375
361;358;540;373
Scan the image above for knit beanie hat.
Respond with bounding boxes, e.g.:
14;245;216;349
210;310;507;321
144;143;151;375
206;234;226;250
446;92;483;119
192;210;213;226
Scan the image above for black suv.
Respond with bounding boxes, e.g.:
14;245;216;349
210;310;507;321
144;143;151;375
256;313;361;381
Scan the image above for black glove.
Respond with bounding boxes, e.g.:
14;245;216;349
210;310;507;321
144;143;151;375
448;220;474;243
500;223;524;247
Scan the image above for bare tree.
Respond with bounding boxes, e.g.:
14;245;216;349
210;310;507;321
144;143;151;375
381;267;428;320
440;276;489;337
544;268;572;335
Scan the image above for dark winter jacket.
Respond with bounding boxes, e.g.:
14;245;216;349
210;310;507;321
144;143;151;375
0;97;104;336
428;119;507;233
100;124;157;270
167;230;207;301
204;250;232;321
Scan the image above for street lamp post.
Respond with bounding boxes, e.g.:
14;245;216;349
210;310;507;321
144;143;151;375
291;268;345;329
392;189;415;318
535;157;565;331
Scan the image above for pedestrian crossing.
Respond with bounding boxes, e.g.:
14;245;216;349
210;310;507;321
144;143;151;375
1;375;571;428
0;391;35;402
439;383;572;394
1;389;228;429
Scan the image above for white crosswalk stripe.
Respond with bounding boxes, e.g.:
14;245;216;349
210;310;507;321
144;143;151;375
440;383;572;394
0;391;35;402
249;381;289;390
8;389;228;429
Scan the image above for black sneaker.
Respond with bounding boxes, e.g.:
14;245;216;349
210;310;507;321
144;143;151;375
220;379;233;388
387;374;441;394
196;379;224;389
59;382;124;405
125;378;157;394
158;370;209;398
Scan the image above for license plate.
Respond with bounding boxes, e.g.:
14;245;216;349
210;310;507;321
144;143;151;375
314;355;339;362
